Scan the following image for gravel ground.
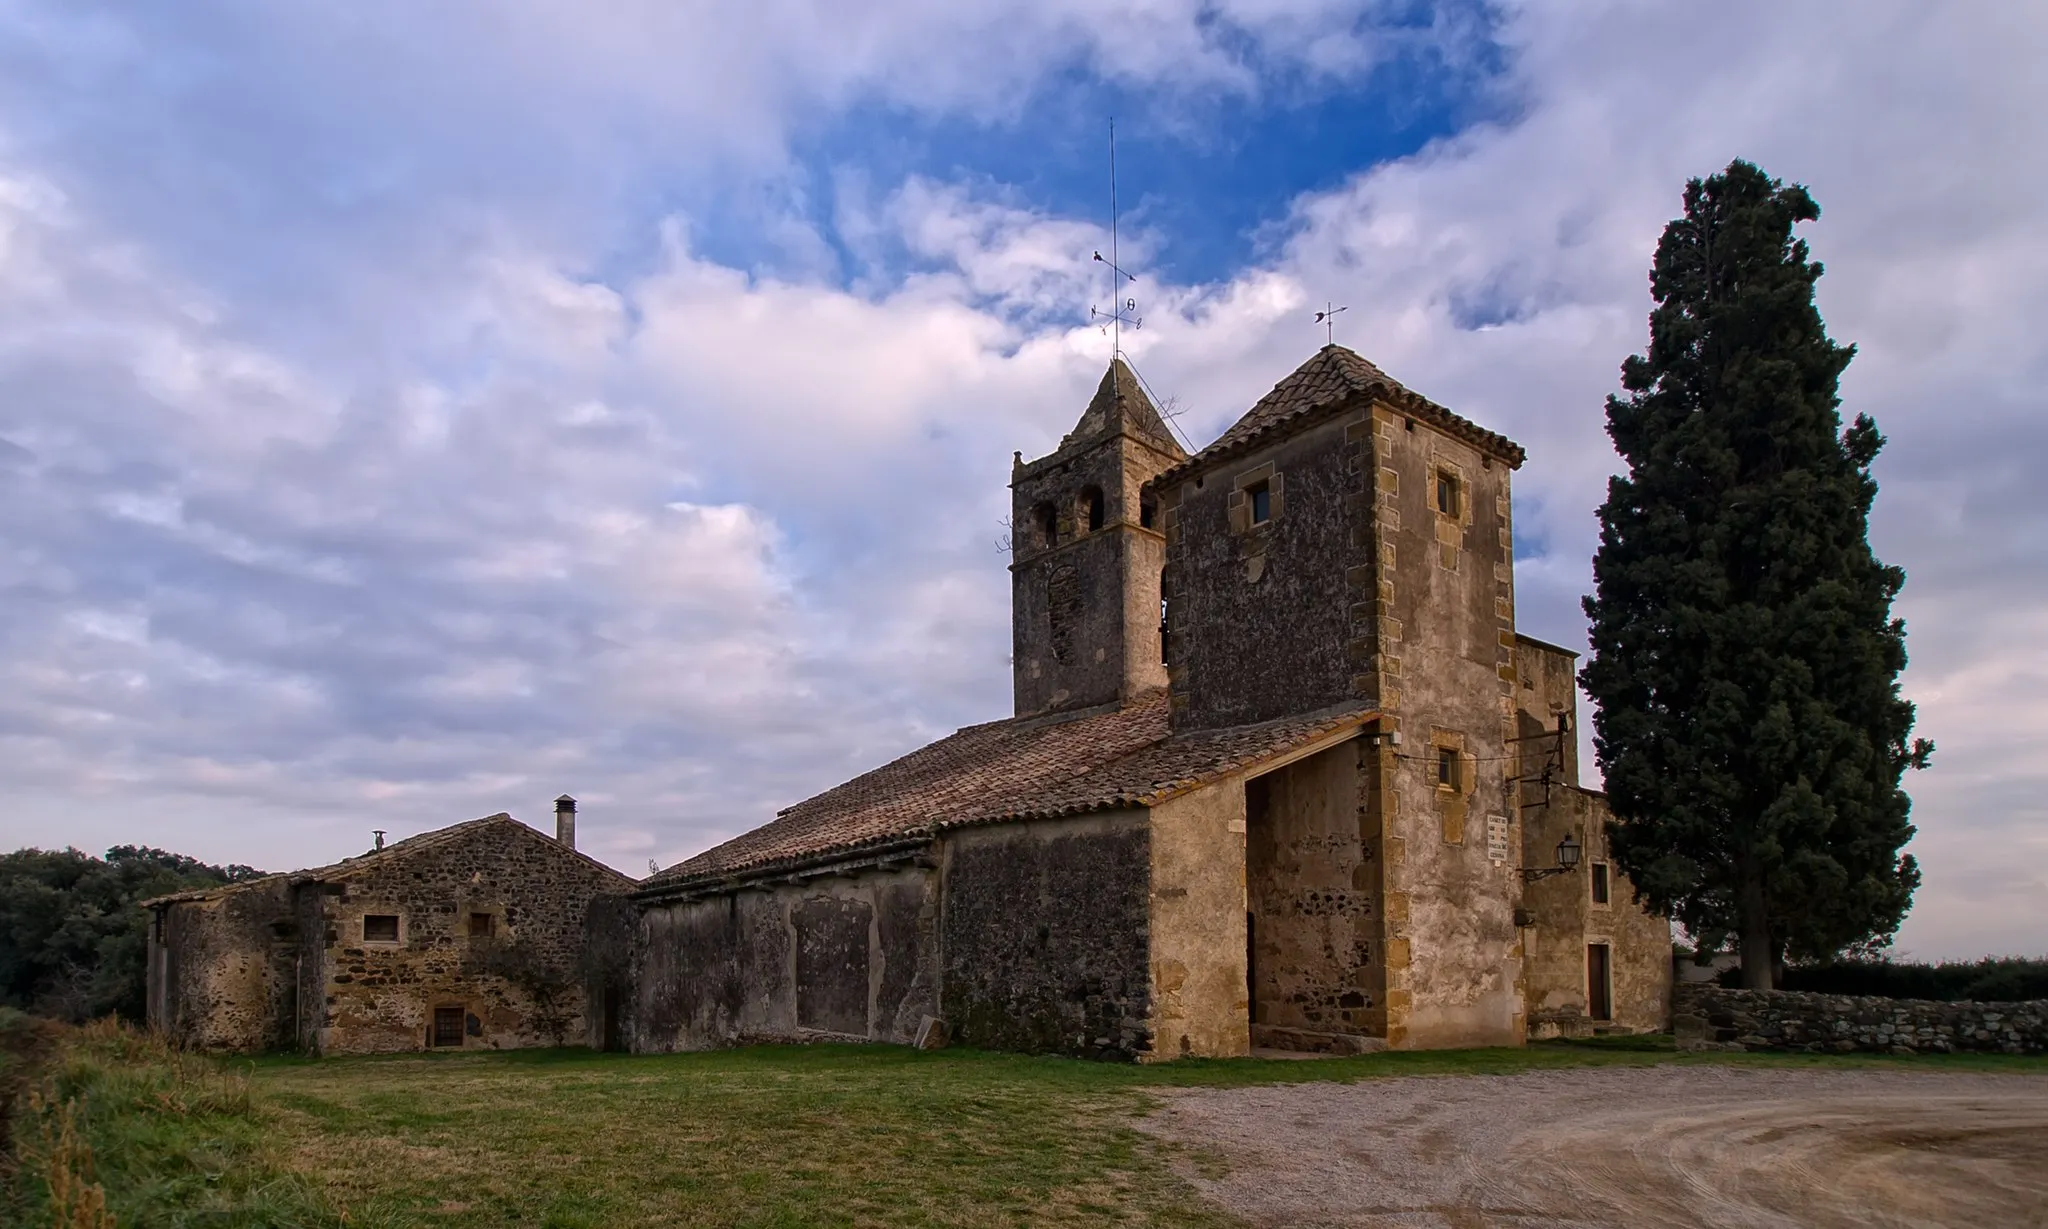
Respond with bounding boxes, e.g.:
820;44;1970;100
1139;1065;2048;1228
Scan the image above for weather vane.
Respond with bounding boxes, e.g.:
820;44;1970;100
1315;302;1348;346
1089;120;1141;355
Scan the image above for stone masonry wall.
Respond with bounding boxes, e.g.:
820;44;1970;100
1369;403;1523;1049
150;877;297;1052
1674;983;2048;1054
1245;740;1383;1042
941;810;1153;1060
1159;413;1367;732
305;819;632;1055
1011;418;1180;717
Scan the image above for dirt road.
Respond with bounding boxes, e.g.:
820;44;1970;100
1140;1065;2048;1228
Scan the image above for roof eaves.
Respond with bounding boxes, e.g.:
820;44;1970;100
1152;383;1525;491
1514;632;1583;659
636;831;936;899
1125;709;1379;810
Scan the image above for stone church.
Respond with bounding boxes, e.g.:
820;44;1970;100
621;346;1671;1060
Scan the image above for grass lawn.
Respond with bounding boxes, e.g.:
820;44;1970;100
10;1022;2043;1229
243;1039;2046;1228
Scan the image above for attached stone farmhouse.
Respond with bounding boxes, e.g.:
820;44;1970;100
620;347;1672;1061
144;802;635;1055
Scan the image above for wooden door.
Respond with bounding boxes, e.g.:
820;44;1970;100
1587;944;1612;1021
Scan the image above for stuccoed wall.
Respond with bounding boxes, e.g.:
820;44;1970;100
1519;787;1671;1036
1675;984;2047;1054
1147;781;1250;1060
150;877;297;1052
941;810;1153;1060
630;866;939;1053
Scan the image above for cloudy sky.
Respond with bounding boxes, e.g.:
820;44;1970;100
1;2;2040;959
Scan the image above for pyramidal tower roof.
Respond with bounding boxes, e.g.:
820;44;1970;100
1058;358;1185;458
1160;344;1524;481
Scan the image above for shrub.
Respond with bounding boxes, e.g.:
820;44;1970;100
1716;956;2048;1001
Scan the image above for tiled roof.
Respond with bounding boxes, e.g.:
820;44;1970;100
141;814;634;907
1159;345;1524;483
642;693;1376;892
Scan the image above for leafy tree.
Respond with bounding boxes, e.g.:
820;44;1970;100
0;846;263;1022
1581;159;1931;988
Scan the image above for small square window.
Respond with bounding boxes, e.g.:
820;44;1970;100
432;1005;465;1047
468;912;495;938
1591;863;1611;905
1436;471;1462;517
1249;482;1271;525
363;914;400;943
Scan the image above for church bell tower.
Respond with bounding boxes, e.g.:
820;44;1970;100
1011;359;1187;717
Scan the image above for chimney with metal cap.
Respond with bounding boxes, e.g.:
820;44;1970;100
554;795;577;850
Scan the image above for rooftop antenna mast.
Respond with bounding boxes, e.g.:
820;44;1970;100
1090;120;1141;358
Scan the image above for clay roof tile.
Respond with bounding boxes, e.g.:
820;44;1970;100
640;694;1375;893
1156;345;1524;485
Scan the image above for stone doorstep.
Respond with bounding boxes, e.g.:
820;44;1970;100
1251;1024;1389;1056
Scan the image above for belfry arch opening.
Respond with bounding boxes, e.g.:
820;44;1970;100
1032;502;1058;550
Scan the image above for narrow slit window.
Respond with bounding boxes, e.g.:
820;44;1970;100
1436;471;1462;517
1591;863;1611;905
363;914;399;943
1139;497;1156;529
1248;481;1271;525
1437;748;1460;789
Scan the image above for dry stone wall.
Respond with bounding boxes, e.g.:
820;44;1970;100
1675;983;2047;1054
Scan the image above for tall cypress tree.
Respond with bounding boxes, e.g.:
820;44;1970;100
1581;160;1931;988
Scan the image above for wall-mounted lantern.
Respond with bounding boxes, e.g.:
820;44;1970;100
1519;832;1581;882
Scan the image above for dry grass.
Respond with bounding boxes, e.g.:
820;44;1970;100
7;1020;2041;1228
249;1038;2046;1228
255;1046;1238;1228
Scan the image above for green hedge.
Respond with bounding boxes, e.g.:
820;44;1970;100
1717;957;2048;1001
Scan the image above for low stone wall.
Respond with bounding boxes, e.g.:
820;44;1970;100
1674;983;2047;1054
